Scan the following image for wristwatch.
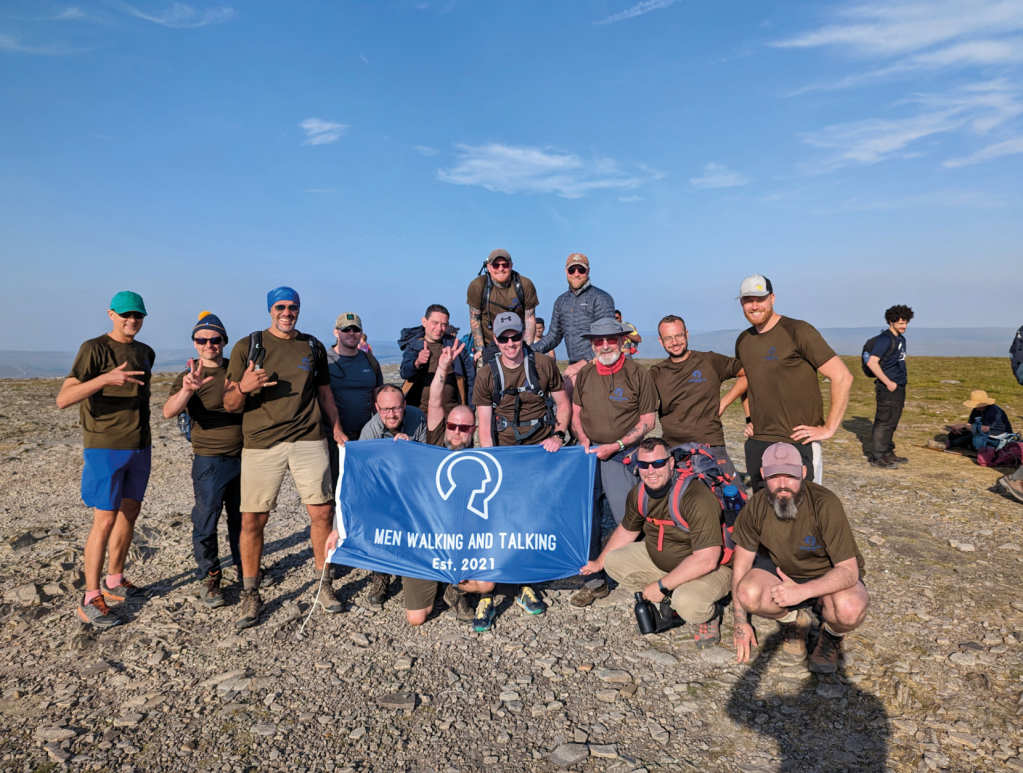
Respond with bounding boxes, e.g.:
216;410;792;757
616;439;626;451
553;431;566;441
657;580;668;595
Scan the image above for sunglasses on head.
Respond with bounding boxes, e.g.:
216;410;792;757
118;311;144;320
338;326;361;333
273;304;299;312
446;422;475;433
567;265;588;275
636;458;670;470
194;336;223;346
496;332;523;344
490;260;511;269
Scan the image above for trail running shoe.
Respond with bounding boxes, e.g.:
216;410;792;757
515;586;544;616
367;573;389;606
102;577;148;602
694;617;721;649
472;596;497;633
809;628;844;674
443;585;475;622
570;580;610;607
199;574;226;609
997;476;1023;504
235;588;264;630
779;609;811;662
76;596;120;629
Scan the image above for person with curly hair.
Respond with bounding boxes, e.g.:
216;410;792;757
865;304;914;469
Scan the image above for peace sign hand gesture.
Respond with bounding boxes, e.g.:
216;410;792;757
181;358;214;392
438;340;465;371
103;361;146;387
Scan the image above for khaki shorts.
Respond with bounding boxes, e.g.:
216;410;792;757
402;577;439;611
240;439;332;513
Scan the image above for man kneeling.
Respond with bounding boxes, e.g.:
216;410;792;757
731;442;869;673
581;437;731;648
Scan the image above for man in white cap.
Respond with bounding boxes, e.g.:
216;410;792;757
730;442;869;673
734;275;853;492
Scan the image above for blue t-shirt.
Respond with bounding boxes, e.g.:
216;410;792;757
969;405;1012;435
869;331;907;385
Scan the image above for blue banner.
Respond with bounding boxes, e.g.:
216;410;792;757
329;439;595;584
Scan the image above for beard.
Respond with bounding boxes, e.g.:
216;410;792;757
597;351;621;366
445;436;471;451
766;485;805;521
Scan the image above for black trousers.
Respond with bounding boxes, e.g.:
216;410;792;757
745;438;815;493
871;383;905;461
190;455;242;577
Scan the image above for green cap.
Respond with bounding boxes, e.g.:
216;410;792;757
110;291;148;316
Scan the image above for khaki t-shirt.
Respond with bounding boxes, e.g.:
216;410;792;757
650;351;742;447
169;365;243;457
735;317;836;443
621;478;724;573
571;357;658;446
472;354;563;446
732;481;865;580
69;335;155;450
405;340;462;415
226;332;330;450
466;274;539;346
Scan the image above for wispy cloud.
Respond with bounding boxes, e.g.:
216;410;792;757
299;188;338;194
689;162;751;189
618;194;643;202
593;0;682;27
120;3;236;28
300;119;348;146
359;53;369;64
810;188;1009;213
0;33;82;55
944;135;1023;166
800;79;1023;171
437;143;664;198
415;145;439;156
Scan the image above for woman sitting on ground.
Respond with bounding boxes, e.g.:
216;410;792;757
947;389;1013;449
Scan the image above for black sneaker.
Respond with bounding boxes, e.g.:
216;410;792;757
367;573;389;606
870;457;896;469
443;584;475;622
886;452;908;464
236;588;264;630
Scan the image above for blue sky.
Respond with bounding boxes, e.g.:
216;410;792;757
2;0;1021;355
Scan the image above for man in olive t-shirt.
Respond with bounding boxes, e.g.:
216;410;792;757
57;291;156;629
731;443;869;674
734;275;853;492
582;437;732;647
163;312;243;609
223;287;346;630
650;314;747;493
466;249;539;365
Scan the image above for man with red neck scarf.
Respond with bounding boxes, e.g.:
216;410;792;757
570;318;658;605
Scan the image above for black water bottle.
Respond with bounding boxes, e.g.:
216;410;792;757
634;592;656;635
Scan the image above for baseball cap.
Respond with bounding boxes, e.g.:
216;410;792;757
110;291;147;316
761;443;804;479
736;275;774;300
566;253;589;269
493;312;523;338
487;249;512;265
335;312;363;330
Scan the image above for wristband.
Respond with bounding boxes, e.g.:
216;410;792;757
553;431;566;441
616;439;626;451
745;417;753;424
657;580;668;595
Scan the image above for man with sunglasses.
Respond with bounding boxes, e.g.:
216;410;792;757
57;291;155;628
473;312;571;617
570;319;658;606
163;311;243;609
223;287;346;629
650;315;747;492
582;437;732;647
466;249;539;366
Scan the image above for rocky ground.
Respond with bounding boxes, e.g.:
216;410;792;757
1;357;1022;773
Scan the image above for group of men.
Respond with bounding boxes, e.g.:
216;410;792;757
59;251;876;673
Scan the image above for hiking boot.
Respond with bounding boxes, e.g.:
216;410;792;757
76;596;120;629
997;476;1023;504
778;609;811;662
694;605;722;649
102;577;148;602
199;574;226;609
235;588;264;630
319;579;343;614
869;457;896;469
515;586;544;616
257;568;275;588
443;584;475;622
885;452;908;464
570;580;610;607
472;595;497;632
809;627;844;674
367;573;389;606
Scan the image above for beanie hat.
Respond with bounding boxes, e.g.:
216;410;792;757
267;286;300;312
192;311;228;344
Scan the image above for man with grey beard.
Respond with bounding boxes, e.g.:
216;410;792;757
729;443;869;674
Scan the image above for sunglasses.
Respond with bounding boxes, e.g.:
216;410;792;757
273;304;299;313
338;326;362;333
636;458;670;470
446;422;475;433
567;265;588;275
490;261;511;269
194;336;223;346
589;336;620;346
496;332;523;344
117;311;144;320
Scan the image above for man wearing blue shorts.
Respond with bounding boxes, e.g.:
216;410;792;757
57;291;156;628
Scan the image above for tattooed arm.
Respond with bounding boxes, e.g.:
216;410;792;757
620;412;656;448
468;306;485;362
524;307;536;347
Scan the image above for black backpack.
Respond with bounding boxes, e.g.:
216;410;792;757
478;261;525;322
486;349;557;445
860;330;897;378
246;330;324;378
1011;325;1023;386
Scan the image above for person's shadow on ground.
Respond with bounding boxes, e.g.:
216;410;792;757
725;629;890;772
841;416;874;458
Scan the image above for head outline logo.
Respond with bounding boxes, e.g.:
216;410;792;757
435;450;503;520
765;347;778;361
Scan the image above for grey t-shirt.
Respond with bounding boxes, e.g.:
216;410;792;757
326;349;382;438
359;406;428;443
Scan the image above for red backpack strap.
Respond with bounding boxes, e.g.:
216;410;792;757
668;473;693;531
637;486;647;517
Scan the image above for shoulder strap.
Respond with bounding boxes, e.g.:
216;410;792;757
247;331;265;369
512;271;525;310
363;350;382;380
637;486;647;517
